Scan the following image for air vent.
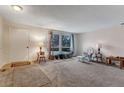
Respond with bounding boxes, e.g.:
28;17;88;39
120;23;124;25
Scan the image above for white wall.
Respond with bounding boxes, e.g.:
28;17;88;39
73;33;78;56
0;17;50;67
2;21;10;64
0;17;4;66
77;26;124;57
0;17;10;67
8;25;49;62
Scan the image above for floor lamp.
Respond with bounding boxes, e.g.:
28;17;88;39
96;43;102;54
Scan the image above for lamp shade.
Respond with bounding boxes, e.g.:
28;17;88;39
38;41;46;47
96;43;102;48
38;42;43;47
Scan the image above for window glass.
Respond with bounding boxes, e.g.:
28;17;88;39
51;34;59;48
51;33;72;52
62;35;71;47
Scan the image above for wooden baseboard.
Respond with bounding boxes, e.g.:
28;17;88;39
11;61;31;67
1;61;31;69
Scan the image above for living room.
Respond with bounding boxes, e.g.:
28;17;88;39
1;5;124;87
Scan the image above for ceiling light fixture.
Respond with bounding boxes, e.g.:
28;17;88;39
11;5;23;12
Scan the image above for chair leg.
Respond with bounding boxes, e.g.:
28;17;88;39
39;59;40;64
44;58;46;62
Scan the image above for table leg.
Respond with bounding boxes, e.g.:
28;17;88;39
106;58;108;64
105;59;107;64
123;61;124;67
108;59;112;64
120;61;123;69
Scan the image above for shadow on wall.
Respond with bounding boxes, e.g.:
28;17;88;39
104;44;115;49
103;44;124;57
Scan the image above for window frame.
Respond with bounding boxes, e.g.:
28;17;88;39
51;31;72;53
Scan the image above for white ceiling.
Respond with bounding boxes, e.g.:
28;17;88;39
0;5;124;33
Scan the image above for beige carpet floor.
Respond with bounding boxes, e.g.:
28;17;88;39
0;64;51;87
1;57;124;87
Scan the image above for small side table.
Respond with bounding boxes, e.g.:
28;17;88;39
95;53;103;62
106;57;124;69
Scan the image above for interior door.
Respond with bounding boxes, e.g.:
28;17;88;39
9;29;29;62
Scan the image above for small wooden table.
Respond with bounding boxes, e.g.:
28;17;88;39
106;57;124;69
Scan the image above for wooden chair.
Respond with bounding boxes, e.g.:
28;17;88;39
37;51;46;63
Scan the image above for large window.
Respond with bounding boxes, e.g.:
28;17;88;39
62;35;71;52
51;32;72;52
51;34;59;51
